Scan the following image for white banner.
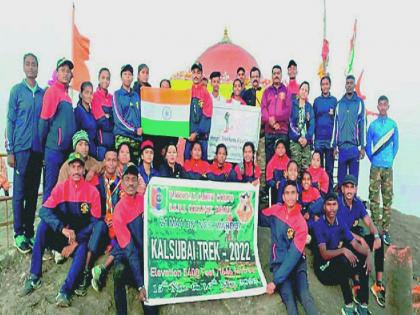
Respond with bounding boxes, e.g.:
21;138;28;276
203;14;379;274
207;103;261;163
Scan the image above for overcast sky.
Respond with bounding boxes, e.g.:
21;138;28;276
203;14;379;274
0;0;419;213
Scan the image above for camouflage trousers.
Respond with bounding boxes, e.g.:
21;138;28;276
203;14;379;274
290;141;311;172
115;135;141;163
369;166;393;231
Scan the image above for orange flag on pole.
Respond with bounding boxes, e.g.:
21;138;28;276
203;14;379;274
72;4;90;91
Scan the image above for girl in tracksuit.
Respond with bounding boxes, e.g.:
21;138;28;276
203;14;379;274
227;79;247;106
307;151;329;196
240;141;261;185
300;171;323;232
75;81;98;159
207;144;241;182
266;139;290;202
289;81;314;172
183;141;210;180
138;140;159;185
92;68;114;161
277;160;302;203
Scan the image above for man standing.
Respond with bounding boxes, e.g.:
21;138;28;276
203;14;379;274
286;60;299;98
261;65;290;163
313;76;337;192
313;193;372;315
243;66;263;107
112;163;158;315
331;75;366;186
366;95;399;245
21;153;101;307
210;71;225;107
39;57;76;202
185;62;213;160
113;64;142;162
6;53;44;253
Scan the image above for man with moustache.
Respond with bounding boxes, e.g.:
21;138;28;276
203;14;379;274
243;66;264;107
261;65;291;163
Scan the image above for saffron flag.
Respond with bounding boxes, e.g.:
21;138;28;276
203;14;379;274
141;87;191;138
72;5;90;91
346;19;357;75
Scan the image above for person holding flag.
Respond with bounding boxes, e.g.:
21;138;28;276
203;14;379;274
185;62;213;160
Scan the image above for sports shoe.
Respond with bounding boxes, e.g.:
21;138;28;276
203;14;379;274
74;268;90;296
53;250;66;264
20;275;42;296
341;304;356;315
26;236;36;248
91;264;107;292
42;249;54;261
305;234;312;245
14;235;31;254
383;231;391;246
370;283;385;307
355;304;372;315
55;292;71;307
352;284;360;304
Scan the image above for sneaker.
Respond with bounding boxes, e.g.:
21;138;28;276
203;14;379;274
74;268;90;296
20;275;42;296
53;250;66;264
305;234;312;245
14;235;31;254
43;249;54;261
370;283;385;307
55;292;71;307
383;231;391;246
26;236;35;248
91;264;107;292
352;284;360;304
341;304;356;315
355;304;372;315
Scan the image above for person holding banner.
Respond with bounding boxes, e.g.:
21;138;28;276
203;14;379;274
240;141;261;185
210;71;225;107
289;81;315;172
183;141;210;180
112;163;158;315
207;143;242;182
227;79;247;105
92;68;115;161
185;62;213;161
260;181;318;315
113;64;142;162
158;143;185;178
261;65;290;163
243;66;263;107
138;140;159;185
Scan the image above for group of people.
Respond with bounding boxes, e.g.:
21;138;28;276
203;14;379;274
4;52;398;315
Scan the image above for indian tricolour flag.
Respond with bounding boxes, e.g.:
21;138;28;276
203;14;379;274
141;87;191;138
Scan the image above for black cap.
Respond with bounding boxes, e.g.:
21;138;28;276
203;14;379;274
122;162;139;178
288;59;297;69
323;192;338;203
191;62;203;72
56;57;74;71
342;174;358;186
210;71;221;79
120;64;134;76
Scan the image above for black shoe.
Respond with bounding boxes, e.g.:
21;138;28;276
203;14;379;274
74;269;90;296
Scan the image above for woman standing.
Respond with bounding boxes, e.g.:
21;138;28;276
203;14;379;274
289;81;314;172
75;81;98;159
92;68;114;161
